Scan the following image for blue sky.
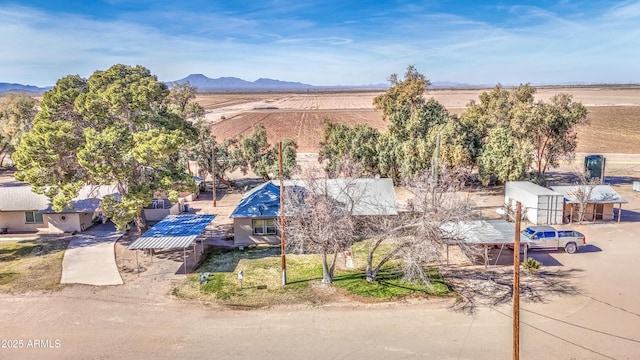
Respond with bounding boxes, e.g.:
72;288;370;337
1;1;639;86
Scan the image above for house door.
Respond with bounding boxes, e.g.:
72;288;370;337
595;204;604;220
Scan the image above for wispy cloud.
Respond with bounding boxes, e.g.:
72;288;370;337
1;2;639;86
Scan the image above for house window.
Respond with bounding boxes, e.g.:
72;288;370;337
253;219;277;235
25;211;43;224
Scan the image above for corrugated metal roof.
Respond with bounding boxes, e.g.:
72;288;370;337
230;182;282;218
230;178;398;218
128;214;215;250
441;220;528;245
550;185;627;204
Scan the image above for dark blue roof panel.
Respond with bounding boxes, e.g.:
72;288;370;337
230;182;281;218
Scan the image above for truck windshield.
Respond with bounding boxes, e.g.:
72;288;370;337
521;228;536;238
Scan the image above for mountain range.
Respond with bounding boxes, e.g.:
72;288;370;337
0;74;488;94
170;74;389;91
0;82;51;93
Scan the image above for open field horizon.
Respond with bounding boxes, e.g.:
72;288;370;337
203;86;640;154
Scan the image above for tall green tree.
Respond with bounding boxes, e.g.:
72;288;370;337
434;118;476;168
229;123;298;180
318;66;466;182
318;120;380;176
373;64;430;139
169;81;205;121
373;133;402;181
531;93;587;175
14;64;196;232
372;66;457;181
461;84;587;183
0;94;38;166
477;123;532;185
459;84;537;169
251;138;298;180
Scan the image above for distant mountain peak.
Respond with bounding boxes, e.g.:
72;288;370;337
0;82;51;94
182;73;208;80
172;74;316;91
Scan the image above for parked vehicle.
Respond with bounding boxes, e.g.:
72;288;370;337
520;226;586;254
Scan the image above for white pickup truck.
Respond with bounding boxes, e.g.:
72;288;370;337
520;226;586;254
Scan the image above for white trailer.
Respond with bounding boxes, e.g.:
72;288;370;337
504;181;564;225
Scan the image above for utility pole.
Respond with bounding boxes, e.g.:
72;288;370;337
212;140;216;207
278;142;287;285
513;201;522;360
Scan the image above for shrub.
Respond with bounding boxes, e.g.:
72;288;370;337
523;258;541;273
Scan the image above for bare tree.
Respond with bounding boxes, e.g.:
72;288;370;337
363;166;479;283
282;168;363;284
569;168;599;223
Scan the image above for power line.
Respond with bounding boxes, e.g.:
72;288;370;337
491;307;617;360
520;319;617;360
456;313;475;360
574;291;640;318
521;307;640;344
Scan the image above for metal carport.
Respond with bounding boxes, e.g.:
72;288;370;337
441;220;530;268
128;214;215;274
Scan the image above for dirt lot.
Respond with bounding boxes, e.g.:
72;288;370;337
205;86;640;154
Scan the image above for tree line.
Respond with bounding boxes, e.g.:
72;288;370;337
319;65;588;185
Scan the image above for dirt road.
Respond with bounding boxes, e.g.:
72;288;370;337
1;275;639;360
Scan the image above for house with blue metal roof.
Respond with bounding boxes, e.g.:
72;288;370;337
229;178;397;247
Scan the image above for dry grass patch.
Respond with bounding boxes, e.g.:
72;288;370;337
0;238;70;293
173;247;326;307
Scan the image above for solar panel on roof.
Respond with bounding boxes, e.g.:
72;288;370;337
128;214;215;250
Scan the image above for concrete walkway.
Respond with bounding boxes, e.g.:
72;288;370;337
61;222;124;286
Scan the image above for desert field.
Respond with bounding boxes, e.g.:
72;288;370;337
202;86;640;154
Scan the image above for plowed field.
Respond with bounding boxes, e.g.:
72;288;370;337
211;110;386;152
204;87;640;154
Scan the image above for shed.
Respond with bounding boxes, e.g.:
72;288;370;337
504;181;564;225
550;185;626;223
